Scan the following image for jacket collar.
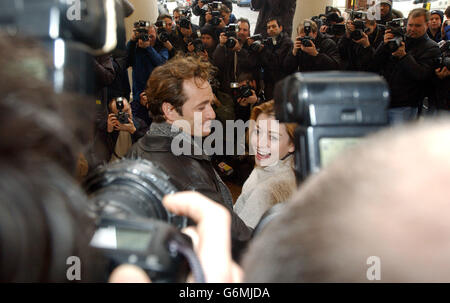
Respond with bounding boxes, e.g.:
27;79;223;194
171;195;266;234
138;122;211;161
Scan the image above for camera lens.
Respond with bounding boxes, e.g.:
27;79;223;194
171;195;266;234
83;159;188;230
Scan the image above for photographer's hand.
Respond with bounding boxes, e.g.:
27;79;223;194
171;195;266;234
354;32;370;48
163;192;243;283
300;40;319;57
163;40;173;51
384;29;395;44
293;37;302;55
205;12;212;23
392;42;406;58
320;25;328;33
187;42;195;53
219;32;227;46
138;39;151;49
115;117;136;134
107;114;119;133
436;66;450;79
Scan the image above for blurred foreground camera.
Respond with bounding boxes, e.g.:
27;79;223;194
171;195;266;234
84;159;206;282
274;72;389;182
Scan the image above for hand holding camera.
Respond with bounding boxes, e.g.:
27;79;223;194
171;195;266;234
299;39;318;56
237;86;257;107
353;31;370;48
392;42;406;58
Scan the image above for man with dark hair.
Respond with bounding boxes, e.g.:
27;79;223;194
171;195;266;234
248;17;292;100
251;0;296;37
372;8;441;124
213;19;256;96
127;56;252;257
156;14;183;58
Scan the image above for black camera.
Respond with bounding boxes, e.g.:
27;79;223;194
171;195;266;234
179;16;191;29
386;18;407;52
298;37;313;47
134;20;150;28
237;85;253;99
350;20;366;41
274;72;389;182
210;10;222;27
155;21;170;43
115;97;130;124
224;24;239;49
434;41;450;69
192;38;205;52
181;8;192;19
311;16;323;28
349;10;366;21
84;159;203;282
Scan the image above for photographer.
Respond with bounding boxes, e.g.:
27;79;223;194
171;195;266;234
235;72;264;122
376;0;404;25
319;11;346;43
178;16;202;54
205;4;236;31
127;23;168;126
107;97;147;162
284;20;341;74
213;19;257;96
156;14;182;58
193;0;233;28
200;24;219;59
372;8;441;124
337;17;376;71
248;17;293;100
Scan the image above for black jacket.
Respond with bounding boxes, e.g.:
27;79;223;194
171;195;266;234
284;33;341;73
338;35;375;71
255;32;293;100
127;123;253;259
251;0;296;37
213;44;257;95
372;34;441;108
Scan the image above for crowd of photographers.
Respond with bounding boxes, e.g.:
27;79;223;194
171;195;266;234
2;0;450;284
89;1;450;170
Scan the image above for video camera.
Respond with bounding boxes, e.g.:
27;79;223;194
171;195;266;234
386;18;407;52
274;72;389;182
224;24;239;49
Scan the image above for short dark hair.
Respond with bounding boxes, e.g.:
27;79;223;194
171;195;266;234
237;17;251;32
445;6;450;18
146;55;216;123
266;17;282;28
158;14;172;21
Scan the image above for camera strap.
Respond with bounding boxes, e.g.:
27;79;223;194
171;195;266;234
234;52;238;82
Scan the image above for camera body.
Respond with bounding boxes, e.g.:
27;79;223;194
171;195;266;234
155;20;170;43
115;97;130;124
249;34;275;52
224;24;239;49
192;38;205;52
434;40;450;69
274;72;389;182
386;18;407;52
210;10;222;26
237;85;253;99
298;37;313;47
350;20;366;41
91;216;191;283
134;20;150;41
179;16;191;29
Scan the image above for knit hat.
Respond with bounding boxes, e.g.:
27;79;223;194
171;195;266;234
430;10;444;23
380;0;392;6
